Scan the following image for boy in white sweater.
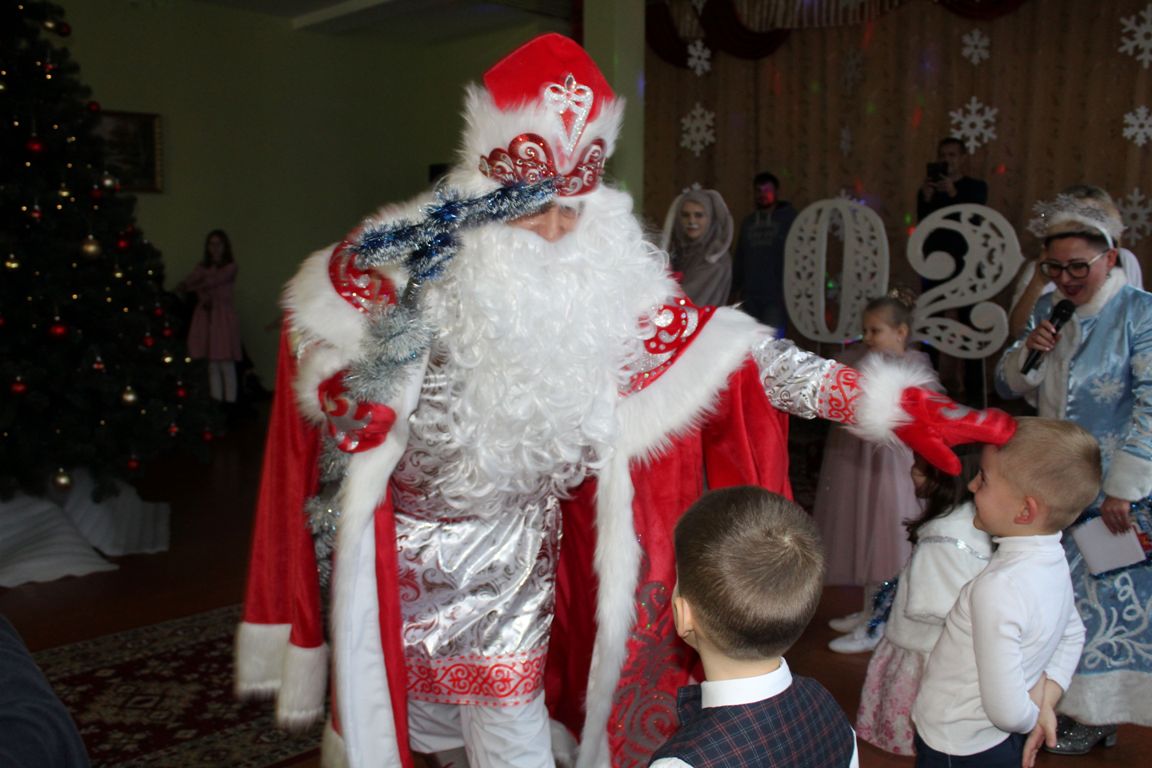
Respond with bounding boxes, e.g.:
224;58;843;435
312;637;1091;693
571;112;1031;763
911;417;1099;768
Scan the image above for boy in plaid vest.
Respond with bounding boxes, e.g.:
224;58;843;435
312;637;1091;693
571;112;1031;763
650;486;858;767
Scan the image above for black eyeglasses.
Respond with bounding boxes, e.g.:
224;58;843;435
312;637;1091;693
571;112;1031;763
1038;251;1108;279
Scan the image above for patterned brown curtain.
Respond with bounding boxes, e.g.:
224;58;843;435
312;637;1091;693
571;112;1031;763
643;0;1152;306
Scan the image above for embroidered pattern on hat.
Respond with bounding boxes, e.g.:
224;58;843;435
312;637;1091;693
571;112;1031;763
544;73;593;156
479;133;606;197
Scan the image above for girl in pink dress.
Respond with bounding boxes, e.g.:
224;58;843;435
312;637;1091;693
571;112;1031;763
814;294;941;652
177;230;242;402
854;452;992;754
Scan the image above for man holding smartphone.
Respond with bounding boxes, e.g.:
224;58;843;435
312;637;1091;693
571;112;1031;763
916;136;989;406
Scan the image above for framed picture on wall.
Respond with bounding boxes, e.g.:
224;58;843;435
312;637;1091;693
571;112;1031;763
94;110;163;192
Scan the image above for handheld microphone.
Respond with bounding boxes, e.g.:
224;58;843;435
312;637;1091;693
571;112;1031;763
1021;299;1075;374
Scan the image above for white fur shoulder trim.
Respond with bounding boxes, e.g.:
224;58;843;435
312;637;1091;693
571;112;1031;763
846;353;939;444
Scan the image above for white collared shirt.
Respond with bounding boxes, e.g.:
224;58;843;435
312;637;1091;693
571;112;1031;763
912;533;1085;756
650;659;860;767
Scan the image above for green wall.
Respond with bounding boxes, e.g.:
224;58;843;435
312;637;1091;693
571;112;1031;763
59;0;566;382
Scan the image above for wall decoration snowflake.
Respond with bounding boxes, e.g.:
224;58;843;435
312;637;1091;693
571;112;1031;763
680;103;716;157
949;96;998;153
687;39;712;77
1119;188;1151;244
961;29;990;65
1119;3;1152;69
690;0;707;14
1123;105;1152;146
842;50;864;91
840;125;853;158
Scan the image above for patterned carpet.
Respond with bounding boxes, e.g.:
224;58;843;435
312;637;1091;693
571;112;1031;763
34;605;321;768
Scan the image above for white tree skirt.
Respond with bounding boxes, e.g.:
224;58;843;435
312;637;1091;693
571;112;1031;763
0;470;170;587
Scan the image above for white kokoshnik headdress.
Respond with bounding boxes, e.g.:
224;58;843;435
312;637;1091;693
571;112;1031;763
1027;193;1126;248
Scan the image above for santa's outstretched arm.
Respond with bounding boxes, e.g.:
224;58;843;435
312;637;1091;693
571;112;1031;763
751;337;1016;473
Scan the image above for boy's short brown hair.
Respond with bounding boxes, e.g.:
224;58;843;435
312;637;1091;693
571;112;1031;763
674;486;825;660
998;417;1101;530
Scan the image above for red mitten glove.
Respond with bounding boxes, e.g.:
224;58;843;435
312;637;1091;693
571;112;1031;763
317;370;397;453
893;387;1017;475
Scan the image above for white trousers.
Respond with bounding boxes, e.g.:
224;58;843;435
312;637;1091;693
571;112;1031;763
407;695;553;768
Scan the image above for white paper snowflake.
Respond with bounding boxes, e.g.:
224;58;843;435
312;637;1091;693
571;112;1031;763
1119;188;1151;244
1089;375;1125;404
680;103;716;157
961;29;990;65
841;50;864;92
687;39;712;77
690;0;707;14
839;125;853;158
1120;3;1152;69
1123;105;1152;146
949;96;998;153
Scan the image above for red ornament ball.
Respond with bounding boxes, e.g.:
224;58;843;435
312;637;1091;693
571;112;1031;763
162;326;173;338
87;100;101;113
168;423;180;437
89;186;103;200
202;429;214;443
49;322;68;338
116;238;130;250
127;457;141;471
25;137;44;153
11;380;27;395
142;334;155;348
175;387;187;398
153;306;164;318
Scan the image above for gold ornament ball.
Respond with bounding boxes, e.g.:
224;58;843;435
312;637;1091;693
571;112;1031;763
81;236;102;258
121;386;138;405
52;468;72;489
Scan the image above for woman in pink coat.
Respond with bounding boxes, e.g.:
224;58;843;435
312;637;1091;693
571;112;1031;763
178;229;242;402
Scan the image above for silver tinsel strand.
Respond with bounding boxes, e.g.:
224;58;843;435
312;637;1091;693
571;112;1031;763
306;492;341;590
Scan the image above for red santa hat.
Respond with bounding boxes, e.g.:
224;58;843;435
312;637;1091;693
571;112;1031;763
452;33;624;198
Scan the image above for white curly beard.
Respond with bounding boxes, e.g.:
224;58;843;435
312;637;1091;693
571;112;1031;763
404;188;679;508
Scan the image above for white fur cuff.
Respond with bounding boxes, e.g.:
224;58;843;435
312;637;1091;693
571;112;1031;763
1103;450;1152;503
277;642;330;729
234;621;291;697
846;354;940;445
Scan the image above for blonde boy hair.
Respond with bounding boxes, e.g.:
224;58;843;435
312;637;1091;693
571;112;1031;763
674;486;824;660
997;417;1101;530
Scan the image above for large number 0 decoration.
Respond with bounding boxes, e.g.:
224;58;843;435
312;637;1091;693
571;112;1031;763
908;204;1023;359
785;199;889;343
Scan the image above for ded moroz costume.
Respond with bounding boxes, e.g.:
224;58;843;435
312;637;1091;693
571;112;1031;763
235;33;1013;768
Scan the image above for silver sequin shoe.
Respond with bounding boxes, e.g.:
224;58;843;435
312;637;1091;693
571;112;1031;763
1044;716;1118;755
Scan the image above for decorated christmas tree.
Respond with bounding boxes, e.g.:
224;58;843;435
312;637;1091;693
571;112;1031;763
1;1;219;501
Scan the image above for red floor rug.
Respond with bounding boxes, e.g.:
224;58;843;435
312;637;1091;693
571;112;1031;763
33;605;321;768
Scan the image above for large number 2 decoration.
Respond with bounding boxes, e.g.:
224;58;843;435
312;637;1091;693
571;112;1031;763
784;199;889;343
908;204;1023;359
785;201;1023;359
